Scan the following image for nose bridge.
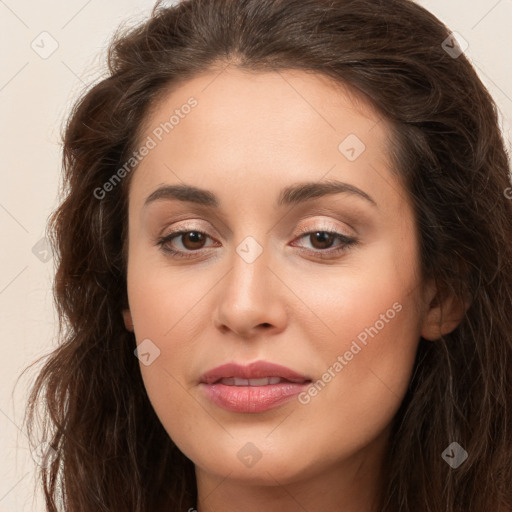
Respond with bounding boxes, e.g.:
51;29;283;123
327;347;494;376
213;232;287;335
227;234;272;308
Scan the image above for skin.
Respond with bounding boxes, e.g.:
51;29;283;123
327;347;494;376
122;67;465;512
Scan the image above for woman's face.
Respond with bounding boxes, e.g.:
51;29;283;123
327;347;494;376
123;67;442;501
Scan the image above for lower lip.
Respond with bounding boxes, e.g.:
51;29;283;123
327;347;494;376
201;382;310;413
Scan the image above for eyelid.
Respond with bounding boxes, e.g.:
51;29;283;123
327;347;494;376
293;220;352;238
159;219;218;238
159;218;351;241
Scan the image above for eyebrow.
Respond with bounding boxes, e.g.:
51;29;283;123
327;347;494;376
143;179;377;209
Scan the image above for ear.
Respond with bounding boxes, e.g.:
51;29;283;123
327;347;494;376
420;280;470;341
122;309;134;332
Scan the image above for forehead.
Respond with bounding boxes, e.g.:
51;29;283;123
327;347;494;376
128;67;402;214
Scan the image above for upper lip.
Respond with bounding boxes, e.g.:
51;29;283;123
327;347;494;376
200;361;311;384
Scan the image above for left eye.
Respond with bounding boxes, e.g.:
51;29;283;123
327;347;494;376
293;230;354;251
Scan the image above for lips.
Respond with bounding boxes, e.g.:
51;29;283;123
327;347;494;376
199;361;312;413
199;361;311;385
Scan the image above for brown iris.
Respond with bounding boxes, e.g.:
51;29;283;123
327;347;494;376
181;231;207;250
309;231;336;250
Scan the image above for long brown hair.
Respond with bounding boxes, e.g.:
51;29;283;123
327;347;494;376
23;0;512;510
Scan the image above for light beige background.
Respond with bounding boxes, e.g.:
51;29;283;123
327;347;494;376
0;0;510;510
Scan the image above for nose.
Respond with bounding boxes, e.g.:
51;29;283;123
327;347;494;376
212;243;288;338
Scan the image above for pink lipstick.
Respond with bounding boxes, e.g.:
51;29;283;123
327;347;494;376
199;361;311;413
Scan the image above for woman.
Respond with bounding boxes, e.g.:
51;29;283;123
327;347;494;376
24;0;512;510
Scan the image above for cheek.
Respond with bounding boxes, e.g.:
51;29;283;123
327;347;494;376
291;255;421;455
287;235;420;360
126;255;217;442
297;301;419;465
127;249;208;341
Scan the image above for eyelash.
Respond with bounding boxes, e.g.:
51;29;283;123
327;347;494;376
155;225;358;261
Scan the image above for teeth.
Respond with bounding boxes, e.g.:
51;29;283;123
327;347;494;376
219;377;285;386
